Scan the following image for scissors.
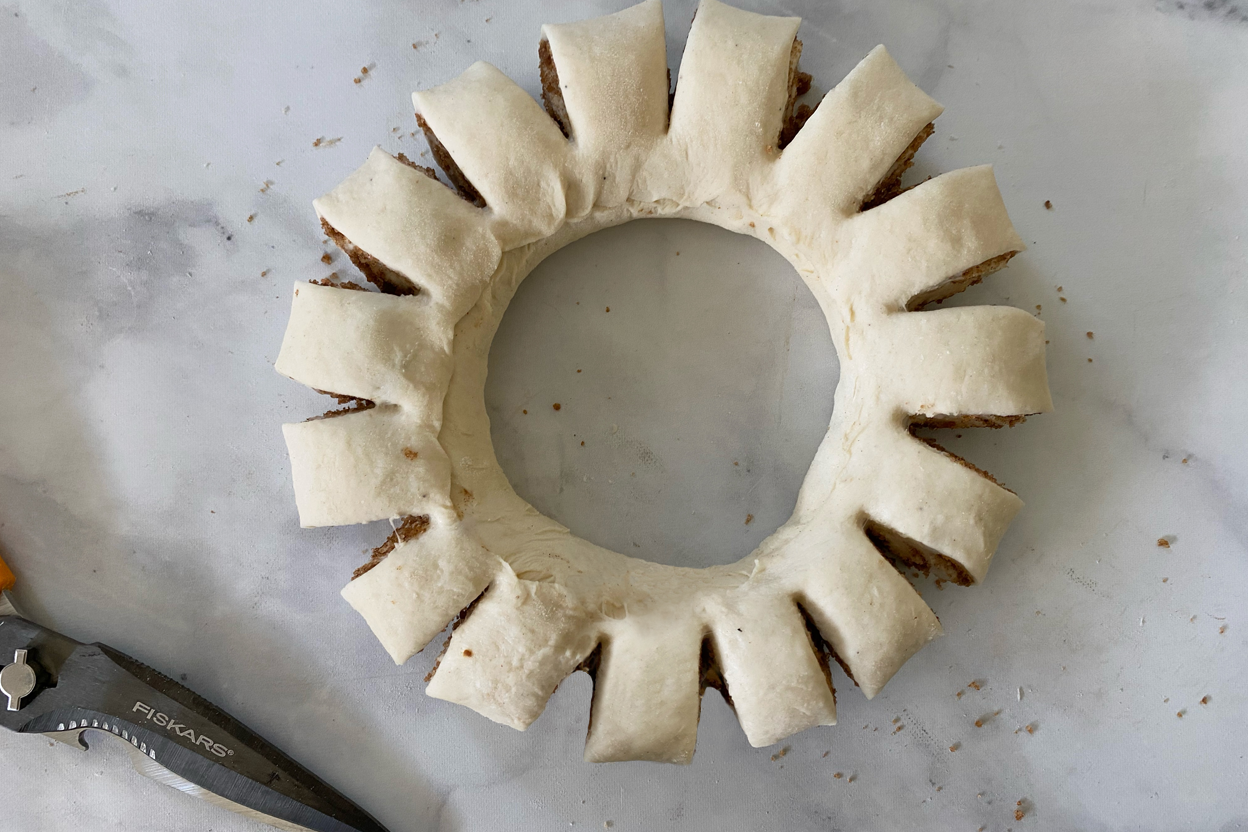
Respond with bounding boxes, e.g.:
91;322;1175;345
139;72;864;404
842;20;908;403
0;551;390;832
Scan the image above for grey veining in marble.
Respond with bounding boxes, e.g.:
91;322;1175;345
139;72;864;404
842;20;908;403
2;1;1247;830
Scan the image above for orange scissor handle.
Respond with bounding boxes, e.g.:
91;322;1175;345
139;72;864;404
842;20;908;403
0;551;14;592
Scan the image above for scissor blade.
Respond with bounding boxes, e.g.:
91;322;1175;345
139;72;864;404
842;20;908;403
1;616;388;832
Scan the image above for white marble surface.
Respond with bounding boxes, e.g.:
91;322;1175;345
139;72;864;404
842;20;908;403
2;0;1247;829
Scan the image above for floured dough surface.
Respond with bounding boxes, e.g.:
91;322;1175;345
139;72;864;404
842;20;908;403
276;0;1051;763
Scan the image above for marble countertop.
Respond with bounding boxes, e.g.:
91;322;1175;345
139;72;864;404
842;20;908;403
2;0;1246;829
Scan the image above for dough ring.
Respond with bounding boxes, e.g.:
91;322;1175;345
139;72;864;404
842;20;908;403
276;0;1052;763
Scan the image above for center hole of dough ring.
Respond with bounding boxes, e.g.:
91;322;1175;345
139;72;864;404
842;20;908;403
485;219;837;569
276;0;1051;764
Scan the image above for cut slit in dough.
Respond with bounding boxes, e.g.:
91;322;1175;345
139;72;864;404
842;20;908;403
275;0;1052;763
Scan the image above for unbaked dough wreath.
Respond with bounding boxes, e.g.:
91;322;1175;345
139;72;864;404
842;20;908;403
276;0;1052;763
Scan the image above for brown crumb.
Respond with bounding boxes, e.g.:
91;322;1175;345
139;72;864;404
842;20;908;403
605;306;610;313
1035;304;1042;311
1157;538;1171;549
553;403;561;411
1200;695;1210;705
1162;578;1169;583
361;66;369;75
893;724;904;734
833;772;843;779
1220;624;1227;634
1060;296;1067;303
321;252;333;264
259;180;273;193
745;514;754;525
1025;723;1036;735
949;743;960;752
1016;809;1026;821
770;745;790;761
1087;358;1093;363
522;409;527;415
353;77;361;84
892;717;900;724
580;441;585;446
822;751;829;758
1086;331;1094;339
1181;457;1189;464
1177;709;1186;718
956;690;964;699
577;369;582;373
246;213;255;223
974;718;983;728
402;447;419;460
260;270;269;277
847;774;856;783
968;680;982;691
1044;200;1053;210
462;649;472;657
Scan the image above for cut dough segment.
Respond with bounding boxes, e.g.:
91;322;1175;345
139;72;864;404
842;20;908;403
313;148;500;318
793;520;942;698
863;426;1023;583
275;282;451;422
882;306;1053;419
426;570;599;730
708;593;837;747
541;0;669;209
341;522;498;663
282;406;451;527
773;46;944;224
833;166;1025;310
414;62;573;248
651;0;800;204
584;616;704;763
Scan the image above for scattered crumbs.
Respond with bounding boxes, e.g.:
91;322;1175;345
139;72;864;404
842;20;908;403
260;269;269;277
892;717;901;724
1056;285;1063;292
581;441;585;446
770;745;791;762
247;213;255;223
1060;296;1067;303
313;136;343;148
522;409;528;414
822;751;830;758
956;690;964;699
974;718;983;728
553;403;562;411
1044;200;1053;210
833;772;843;779
1200;695;1210;705
1157;538;1171;549
745;514;754;525
1035;304;1042;311
1181;457;1189;464
733;460;739;466
321;252;333;264
1220;624;1227;634
893;724;904;734
1086;331;1094;339
605;306;610;312
1164;697;1170;703
1025;723;1036;735
1162;577;1169;583
259;180;274;193
485;15;492;22
1087;358;1093;363
847;774;856;783
676;251;681;255
412;41;425;49
402;448;419;461
462;649;473;657
1176;709;1185;718
577;368;582;373
361;66;370;75
275;159;284;166
1015;809;1026;821
353;77;362;85
949;743;960;752
968;680;982;691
